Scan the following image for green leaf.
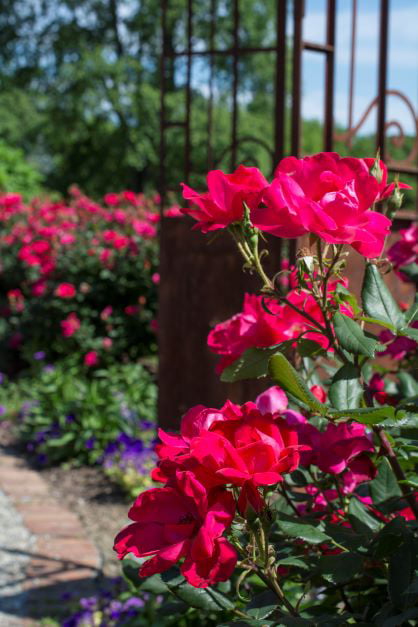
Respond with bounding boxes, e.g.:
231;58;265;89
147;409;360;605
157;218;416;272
324;522;366;551
372;518;406;559
405;301;418;324
389;534;414;610
246;590;278;619
277;556;309;570
398;327;418;342
362;263;405;329
329;363;363;409
380;608;418;627
276;620;312;626
401;262;418;282
47;432;75;447
161;568;184;587
359;316;397;331
397;372;418;398
370;458;402;504
327;405;396;424
297;338;325;357
173;583;235;612
348;497;381;535
122;558;170;594
268;352;327;415
220;342;294;382
276;515;331;544
333;312;381;357
319;552;363;584
161;567;234;611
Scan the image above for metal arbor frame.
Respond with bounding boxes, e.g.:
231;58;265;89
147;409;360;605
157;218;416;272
158;0;418;428
160;0;418;198
159;0;288;192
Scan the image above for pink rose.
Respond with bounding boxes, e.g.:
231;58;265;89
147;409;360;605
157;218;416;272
255;386;288;415
285;413;375;486
181;165;268;232
252;152;395;258
60;312;81;337
102;337;113;349
100;306;113;320
54;283;76;299
379;325;418;360
207;285;344;374
113;471;236;588
387;223;418;277
31;280;47;297
84;351;99;367
164;205;183;218
104;193;120;206
132;220;157;239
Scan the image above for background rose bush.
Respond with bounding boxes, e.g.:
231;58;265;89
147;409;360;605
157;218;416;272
0;188;160;374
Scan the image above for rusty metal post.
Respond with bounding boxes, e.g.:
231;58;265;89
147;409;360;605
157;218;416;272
324;0;336;151
377;0;389;159
274;0;288;167
291;0;303;157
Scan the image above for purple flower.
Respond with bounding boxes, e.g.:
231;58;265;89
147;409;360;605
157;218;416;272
123;596;144;610
33;351;46;360
80;596;98;611
0;372;4;384
62;610;93;627
66;413;76;424
108;599;123;619
0;405;6;416
85;437;96;450
43;364;55;373
139;420;154;430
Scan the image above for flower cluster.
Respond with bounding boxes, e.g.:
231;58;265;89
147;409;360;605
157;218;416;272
114;395;304;587
62;578;153;627
115;152;417;623
182;154;410;258
208;280;352;373
0;188;176;369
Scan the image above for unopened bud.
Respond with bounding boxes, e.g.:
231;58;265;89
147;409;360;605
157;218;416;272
371;151;383;184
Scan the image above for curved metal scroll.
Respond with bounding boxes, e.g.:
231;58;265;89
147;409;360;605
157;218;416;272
334;89;418;171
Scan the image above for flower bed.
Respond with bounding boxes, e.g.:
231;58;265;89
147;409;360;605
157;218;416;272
0;188;160;373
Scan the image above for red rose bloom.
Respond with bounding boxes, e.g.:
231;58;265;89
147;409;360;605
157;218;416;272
114;471;236;588
156;401;303;489
54;282;76;299
181;165;268;232
252;152;396;258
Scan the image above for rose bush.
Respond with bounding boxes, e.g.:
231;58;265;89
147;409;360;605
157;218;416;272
117;152;418;624
0;187;163;373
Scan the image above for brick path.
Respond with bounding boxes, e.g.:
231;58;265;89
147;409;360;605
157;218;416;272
0;447;102;624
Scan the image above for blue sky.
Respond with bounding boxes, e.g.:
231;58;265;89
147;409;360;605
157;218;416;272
302;0;418;135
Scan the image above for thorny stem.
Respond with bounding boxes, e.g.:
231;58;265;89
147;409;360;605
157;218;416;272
237;538;299;616
252;563;299;617
279;482;302;517
236;230;350;365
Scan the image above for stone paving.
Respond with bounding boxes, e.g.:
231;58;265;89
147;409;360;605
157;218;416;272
0;448;102;624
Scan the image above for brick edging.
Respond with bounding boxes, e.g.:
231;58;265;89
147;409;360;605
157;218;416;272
0;448;101;620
